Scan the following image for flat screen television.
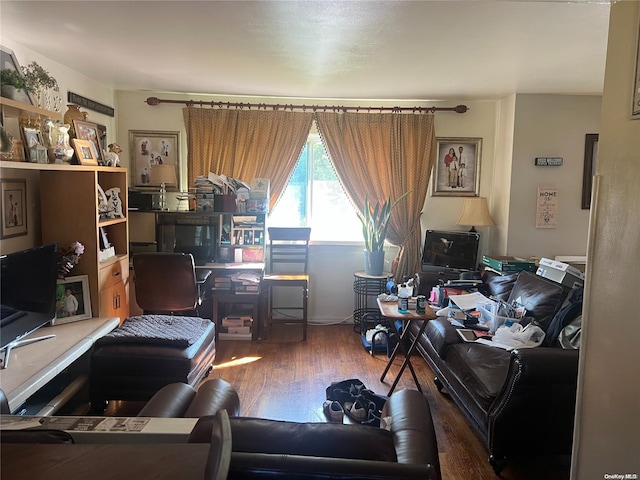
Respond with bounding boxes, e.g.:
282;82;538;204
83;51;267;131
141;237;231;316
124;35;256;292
1;243;58;351
421;230;480;272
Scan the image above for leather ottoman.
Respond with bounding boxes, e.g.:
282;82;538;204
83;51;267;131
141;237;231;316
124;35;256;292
90;315;216;410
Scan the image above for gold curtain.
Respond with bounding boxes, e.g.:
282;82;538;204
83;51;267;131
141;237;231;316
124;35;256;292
182;108;313;209
315;112;436;279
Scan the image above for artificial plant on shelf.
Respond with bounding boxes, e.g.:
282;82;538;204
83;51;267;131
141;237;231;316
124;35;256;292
57;241;85;279
21;61;61;111
357;191;410;275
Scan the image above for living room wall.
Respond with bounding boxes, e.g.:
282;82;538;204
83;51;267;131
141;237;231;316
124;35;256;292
1;37;601;324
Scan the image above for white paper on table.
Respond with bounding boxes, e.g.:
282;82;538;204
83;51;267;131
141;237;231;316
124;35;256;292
447;291;491;311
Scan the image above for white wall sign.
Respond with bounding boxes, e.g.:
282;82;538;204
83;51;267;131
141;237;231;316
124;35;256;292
536;187;558;228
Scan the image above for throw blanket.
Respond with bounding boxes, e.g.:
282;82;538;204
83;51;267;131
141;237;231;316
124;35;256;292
99;315;210;347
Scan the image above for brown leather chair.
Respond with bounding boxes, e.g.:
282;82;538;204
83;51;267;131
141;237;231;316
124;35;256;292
134;252;210;316
90;253;216;412
261;227;311;340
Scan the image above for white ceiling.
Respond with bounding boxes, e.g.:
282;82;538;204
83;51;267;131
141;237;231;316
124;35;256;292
0;1;611;102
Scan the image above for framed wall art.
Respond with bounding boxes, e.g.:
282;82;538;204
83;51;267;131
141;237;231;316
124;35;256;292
432;137;482;197
72;138;99;165
20;126;47;163
0;45;35;105
129;130;180;189
73;119;104;164
0;178;27;239
52;275;92;325
582;133;599;209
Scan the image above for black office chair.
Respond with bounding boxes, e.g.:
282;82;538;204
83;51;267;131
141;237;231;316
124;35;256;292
262;227;311;341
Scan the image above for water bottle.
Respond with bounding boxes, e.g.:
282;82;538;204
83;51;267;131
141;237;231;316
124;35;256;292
398;283;410;314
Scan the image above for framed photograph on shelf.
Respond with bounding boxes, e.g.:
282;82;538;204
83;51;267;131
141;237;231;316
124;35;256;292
432;137;482;197
52;275;92;325
0;45;35;105
72;138;99;165
0;178;27;239
73;119;104;164
20;126;47;163
129;130;180;188
582;133;599;209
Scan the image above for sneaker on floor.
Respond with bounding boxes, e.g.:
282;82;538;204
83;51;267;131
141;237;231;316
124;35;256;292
345;400;366;422
323;400;344;423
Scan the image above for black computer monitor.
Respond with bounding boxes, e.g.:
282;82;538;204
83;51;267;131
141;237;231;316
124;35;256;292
421;230;480;272
1;243;58;350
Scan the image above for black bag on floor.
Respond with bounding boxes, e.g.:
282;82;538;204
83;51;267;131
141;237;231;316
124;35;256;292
325;379;387;427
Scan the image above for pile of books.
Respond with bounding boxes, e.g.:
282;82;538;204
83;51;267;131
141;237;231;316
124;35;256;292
219;316;253;340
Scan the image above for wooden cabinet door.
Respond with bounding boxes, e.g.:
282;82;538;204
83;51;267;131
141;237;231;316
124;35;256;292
100;280;129;322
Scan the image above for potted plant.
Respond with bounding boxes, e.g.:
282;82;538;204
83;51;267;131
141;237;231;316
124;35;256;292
0;68;29;100
21;61;60;108
357;191;410;276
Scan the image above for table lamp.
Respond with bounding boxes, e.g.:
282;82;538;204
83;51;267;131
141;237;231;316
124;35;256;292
151;164;177;211
456;197;494;232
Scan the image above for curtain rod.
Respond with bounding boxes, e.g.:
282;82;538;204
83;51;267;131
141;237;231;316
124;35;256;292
145;96;468;114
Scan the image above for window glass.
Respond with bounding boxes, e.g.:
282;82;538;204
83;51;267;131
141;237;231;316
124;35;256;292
269;135;361;242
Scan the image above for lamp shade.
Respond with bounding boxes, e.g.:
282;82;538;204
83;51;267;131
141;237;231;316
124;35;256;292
456;197;494;229
150;164;177;186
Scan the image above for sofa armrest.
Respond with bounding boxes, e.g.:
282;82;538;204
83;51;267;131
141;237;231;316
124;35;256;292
229;452;440;480
423;318;462;358
487;348;579;457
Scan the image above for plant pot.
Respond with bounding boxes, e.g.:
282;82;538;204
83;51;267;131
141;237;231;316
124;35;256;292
1;85;18;100
364;250;385;276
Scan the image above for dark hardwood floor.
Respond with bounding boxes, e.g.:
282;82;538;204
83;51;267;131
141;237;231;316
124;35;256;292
107;323;570;480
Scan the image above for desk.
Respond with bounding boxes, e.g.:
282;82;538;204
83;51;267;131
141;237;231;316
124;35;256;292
377;299;436;396
0;317;119;413
1;443;210;480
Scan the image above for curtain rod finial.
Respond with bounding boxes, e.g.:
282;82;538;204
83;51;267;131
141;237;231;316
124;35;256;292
455;105;469;114
146;97;160;106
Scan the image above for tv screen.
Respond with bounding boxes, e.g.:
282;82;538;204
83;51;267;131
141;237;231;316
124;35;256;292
421;230;480;271
1;243;58;350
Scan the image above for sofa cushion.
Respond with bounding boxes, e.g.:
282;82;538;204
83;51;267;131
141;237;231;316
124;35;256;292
445;343;511;411
507;271;566;332
424;318;463;358
481;271;518;300
228;418;398;462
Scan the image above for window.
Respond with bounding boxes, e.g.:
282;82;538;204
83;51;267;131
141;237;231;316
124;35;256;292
269;134;361;242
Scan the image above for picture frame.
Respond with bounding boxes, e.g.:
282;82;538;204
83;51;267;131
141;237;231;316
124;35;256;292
20;126;47;163
72;138;99;165
73;119;104;164
0;45;35;105
582;133;599;209
432;137;482;197
0;178;27;239
129;130;180;189
52;275;92;325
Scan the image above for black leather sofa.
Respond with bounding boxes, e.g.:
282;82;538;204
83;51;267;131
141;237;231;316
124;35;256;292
142;380;441;480
412;270;580;473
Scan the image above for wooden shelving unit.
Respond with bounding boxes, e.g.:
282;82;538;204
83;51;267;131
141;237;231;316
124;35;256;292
1;97;129;322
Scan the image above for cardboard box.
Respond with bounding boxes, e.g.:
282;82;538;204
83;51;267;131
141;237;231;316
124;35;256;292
250;178;270;199
482;255;537;272
536;258;585;288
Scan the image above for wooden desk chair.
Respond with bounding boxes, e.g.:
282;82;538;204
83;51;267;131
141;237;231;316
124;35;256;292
262;227;311;341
